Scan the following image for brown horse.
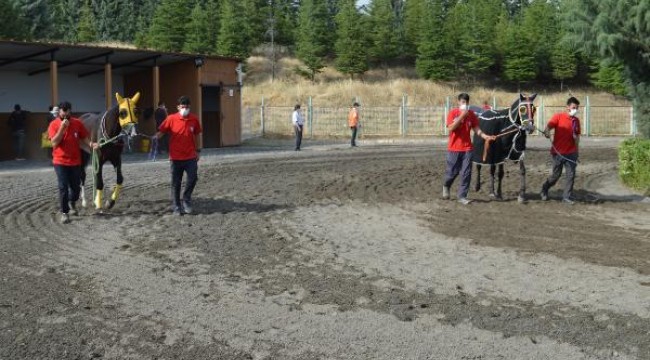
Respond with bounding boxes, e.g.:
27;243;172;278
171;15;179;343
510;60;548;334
79;92;141;210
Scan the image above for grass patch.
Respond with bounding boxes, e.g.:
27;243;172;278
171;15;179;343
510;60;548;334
619;138;650;194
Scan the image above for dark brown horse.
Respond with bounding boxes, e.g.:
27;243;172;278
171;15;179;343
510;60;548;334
472;94;537;203
79;92;141;210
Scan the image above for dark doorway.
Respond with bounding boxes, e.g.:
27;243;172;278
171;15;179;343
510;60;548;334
201;86;221;148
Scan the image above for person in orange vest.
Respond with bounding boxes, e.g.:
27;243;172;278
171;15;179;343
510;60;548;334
348;102;360;147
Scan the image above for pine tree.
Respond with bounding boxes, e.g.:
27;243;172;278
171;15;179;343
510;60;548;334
403;0;425;59
415;0;453;80
242;0;269;52
145;0;192;51
550;40;578;92
49;0;82;42
521;0;559;79
204;0;220;53
76;0;98;43
11;0;49;40
0;0;28;39
183;2;212;54
368;0;399;74
295;0;330;81
501;20;537;87
334;0;369;78
216;0;248;58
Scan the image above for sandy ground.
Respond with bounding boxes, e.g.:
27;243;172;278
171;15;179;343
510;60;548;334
1;137;649;360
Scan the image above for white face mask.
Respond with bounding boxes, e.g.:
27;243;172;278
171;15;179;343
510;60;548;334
569;108;578;117
459;104;468;110
180;108;190;117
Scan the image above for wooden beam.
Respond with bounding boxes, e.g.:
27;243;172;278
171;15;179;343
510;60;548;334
196;66;203;149
105;62;112;110
79;55;161;78
28;51;113;76
50;60;58;107
0;48;58;67
153;65;160;108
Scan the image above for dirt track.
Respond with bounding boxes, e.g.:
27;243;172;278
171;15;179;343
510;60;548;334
1;138;649;359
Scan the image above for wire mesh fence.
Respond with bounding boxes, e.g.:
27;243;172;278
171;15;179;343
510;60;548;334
242;97;637;139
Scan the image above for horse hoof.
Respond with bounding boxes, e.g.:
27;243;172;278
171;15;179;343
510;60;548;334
106;200;115;209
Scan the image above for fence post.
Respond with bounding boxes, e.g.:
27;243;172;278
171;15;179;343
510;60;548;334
492;96;497;110
260;96;265;136
630;105;636;136
538;96;544;135
402;94;408;136
308;96;313;139
444;96;450;136
584;96;590;137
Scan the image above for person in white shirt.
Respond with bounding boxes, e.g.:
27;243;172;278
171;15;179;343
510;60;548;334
292;104;304;151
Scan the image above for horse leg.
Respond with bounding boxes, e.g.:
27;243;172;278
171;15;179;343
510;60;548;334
475;164;482;192
518;160;526;203
79;151;90;207
496;164;504;200
488;165;497;199
106;157;124;209
94;162;105;210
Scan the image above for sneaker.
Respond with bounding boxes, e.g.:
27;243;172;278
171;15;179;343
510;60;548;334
69;202;78;216
540;191;548;201
562;198;575;205
172;209;182;216
182;201;193;215
458;198;472;205
442;186;450;200
60;213;70;224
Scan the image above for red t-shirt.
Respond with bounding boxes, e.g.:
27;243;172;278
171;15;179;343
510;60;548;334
547;112;580;155
48;117;89;166
446;108;479;151
159;112;202;161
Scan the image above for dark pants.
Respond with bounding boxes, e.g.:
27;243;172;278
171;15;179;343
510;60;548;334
542;153;578;200
294;125;303;150
350;126;358;146
444;150;473;198
171;159;198;211
54;165;81;214
12;130;25;158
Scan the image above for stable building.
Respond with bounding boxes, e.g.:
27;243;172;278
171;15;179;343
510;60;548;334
0;40;243;161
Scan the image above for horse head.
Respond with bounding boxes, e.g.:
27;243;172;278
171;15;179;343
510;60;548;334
115;92;141;134
509;93;537;133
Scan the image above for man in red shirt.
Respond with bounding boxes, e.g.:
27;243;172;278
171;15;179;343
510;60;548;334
540;97;581;204
48;101;98;223
443;93;495;204
156;96;202;215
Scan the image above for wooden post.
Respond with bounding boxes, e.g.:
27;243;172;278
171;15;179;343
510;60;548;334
153;65;160;109
196;66;203;149
104;62;112;110
49;60;58;107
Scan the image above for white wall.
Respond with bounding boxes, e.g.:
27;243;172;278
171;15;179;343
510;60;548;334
0;70;124;113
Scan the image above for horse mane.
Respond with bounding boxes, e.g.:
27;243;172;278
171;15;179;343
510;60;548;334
100;105;122;139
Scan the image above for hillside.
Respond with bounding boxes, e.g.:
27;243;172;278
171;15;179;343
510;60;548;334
241;56;631;108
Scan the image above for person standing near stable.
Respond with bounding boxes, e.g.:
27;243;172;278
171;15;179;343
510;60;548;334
155;96;202;216
540;96;581;205
443;93;495;205
292;104;304;151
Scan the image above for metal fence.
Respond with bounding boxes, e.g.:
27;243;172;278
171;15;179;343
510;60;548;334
242;96;637;139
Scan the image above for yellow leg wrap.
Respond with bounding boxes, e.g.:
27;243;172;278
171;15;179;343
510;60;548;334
111;184;122;201
95;189;103;209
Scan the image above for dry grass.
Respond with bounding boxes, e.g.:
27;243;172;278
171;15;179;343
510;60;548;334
243;56;631;108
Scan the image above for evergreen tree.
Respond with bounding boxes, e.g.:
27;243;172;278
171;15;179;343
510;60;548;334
295;0;330;81
334;0;369;78
11;0;49;39
446;0;503;81
566;0;650;136
216;0;248;58
521;0;559;79
183;2;212;54
415;0;453;80
591;60;627;96
49;0;82;42
76;0;98;43
204;0;220;52
368;0;399;73
0;0;28;39
550;39;578;92
242;0;269;52
403;0;425;59
145;0;192;51
501;20;537;87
